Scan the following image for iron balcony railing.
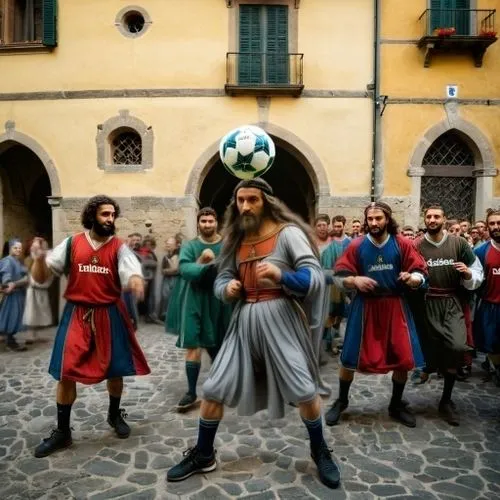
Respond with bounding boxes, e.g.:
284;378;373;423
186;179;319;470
418;9;496;37
226;52;304;88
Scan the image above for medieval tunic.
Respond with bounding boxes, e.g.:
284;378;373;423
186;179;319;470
166;237;232;350
23;274;54;328
414;233;483;368
47;232;150;384
335;234;427;373
474;240;500;353
202;225;327;419
0;255;28;335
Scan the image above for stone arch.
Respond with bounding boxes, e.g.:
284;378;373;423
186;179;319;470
185;122;331;205
406;107;496;226
0;122;62;196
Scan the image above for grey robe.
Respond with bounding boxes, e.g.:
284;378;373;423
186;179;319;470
203;225;330;419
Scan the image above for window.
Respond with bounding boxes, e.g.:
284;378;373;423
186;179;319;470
239;5;289;85
111;129;142;166
430;0;471;36
0;0;56;48
115;6;151;39
420;131;476;220
96;110;154;173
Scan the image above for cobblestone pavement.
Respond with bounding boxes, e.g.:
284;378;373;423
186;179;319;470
1;324;500;500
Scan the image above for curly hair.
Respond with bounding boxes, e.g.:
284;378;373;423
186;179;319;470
81;195;121;230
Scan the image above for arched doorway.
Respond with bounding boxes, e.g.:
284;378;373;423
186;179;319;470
420;130;476;220
199;140;316;222
0;142;53;246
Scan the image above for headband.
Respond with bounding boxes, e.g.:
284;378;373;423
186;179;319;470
364;201;393;218
233;178;274;198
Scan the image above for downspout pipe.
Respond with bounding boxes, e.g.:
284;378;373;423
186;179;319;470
371;0;382;202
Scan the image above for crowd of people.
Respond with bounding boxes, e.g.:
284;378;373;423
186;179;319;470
1;187;499;491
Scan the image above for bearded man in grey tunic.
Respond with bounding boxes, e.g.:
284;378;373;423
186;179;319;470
167;178;340;489
413;205;483;426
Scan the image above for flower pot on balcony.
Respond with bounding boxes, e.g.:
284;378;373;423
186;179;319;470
434;27;456;37
480;30;497;38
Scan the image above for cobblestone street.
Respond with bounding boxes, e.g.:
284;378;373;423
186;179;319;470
0;324;499;499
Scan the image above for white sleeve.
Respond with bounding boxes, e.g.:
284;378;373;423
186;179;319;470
118;244;143;288
45;238;70;276
462;255;484;291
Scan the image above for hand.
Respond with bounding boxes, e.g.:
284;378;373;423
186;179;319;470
225;279;242;299
256;262;282;284
128;275;145;302
353;276;378;293
30;237;47;260
399;271;422;289
4;282;15;294
453;262;472;280
198;249;215;264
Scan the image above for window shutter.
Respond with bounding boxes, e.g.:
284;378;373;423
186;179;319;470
454;0;470;35
42;0;57;47
266;6;288;84
239;6;262;85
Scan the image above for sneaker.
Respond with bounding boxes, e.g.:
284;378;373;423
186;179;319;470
439;400;460;426
388;401;416;428
456;365;471;381
107;409;130;438
311;442;341;489
6;339;27;352
411;369;429;385
176;393;198;412
34;429;72;458
167;446;217;482
325;399;348;426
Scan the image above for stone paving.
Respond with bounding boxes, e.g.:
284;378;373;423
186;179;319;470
0;324;500;500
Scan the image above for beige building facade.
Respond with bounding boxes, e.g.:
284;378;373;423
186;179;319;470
0;0;376;249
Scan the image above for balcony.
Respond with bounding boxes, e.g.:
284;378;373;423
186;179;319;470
225;52;304;97
417;9;497;67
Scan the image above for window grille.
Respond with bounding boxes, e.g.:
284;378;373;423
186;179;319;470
112;131;142;165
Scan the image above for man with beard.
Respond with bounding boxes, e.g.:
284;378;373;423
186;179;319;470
325;202;427;428
413;206;483;425
167;179;340;489
314;214;331;253
351;219;363;238
474;209;500;386
166;207;232;412
30;195;150;457
330;215;351;248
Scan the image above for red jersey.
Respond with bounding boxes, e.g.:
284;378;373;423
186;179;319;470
475;241;500;304
65;233;123;305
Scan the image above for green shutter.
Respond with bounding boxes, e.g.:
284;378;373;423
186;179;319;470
430;0;470;35
266;5;288;84
42;0;57;47
239;5;262;85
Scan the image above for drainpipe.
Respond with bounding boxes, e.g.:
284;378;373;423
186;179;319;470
371;0;382;202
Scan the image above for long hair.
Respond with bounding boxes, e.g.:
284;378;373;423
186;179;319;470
220;191;319;261
81;195;121;230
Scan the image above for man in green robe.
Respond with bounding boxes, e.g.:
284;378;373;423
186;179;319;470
166;207;232;411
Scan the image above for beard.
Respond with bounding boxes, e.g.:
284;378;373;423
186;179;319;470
200;227;216;239
93;221;115;236
368;222;387;237
490;230;500;243
426;223;443;235
239;212;263;234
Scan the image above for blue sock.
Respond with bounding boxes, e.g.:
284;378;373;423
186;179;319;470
186;361;201;397
302;416;325;451
196;418;220;456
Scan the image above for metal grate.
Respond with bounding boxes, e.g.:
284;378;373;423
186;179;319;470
421;176;475;220
112;132;142;165
423;131;475;167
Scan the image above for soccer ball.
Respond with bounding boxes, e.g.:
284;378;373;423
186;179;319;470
219;125;276;180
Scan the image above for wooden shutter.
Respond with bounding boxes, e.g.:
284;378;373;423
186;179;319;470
239;5;262;85
454;0;470;35
266;5;288;84
42;0;57;47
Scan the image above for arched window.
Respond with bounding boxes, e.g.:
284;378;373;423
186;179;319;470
110;128;142;166
420;130;476;220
